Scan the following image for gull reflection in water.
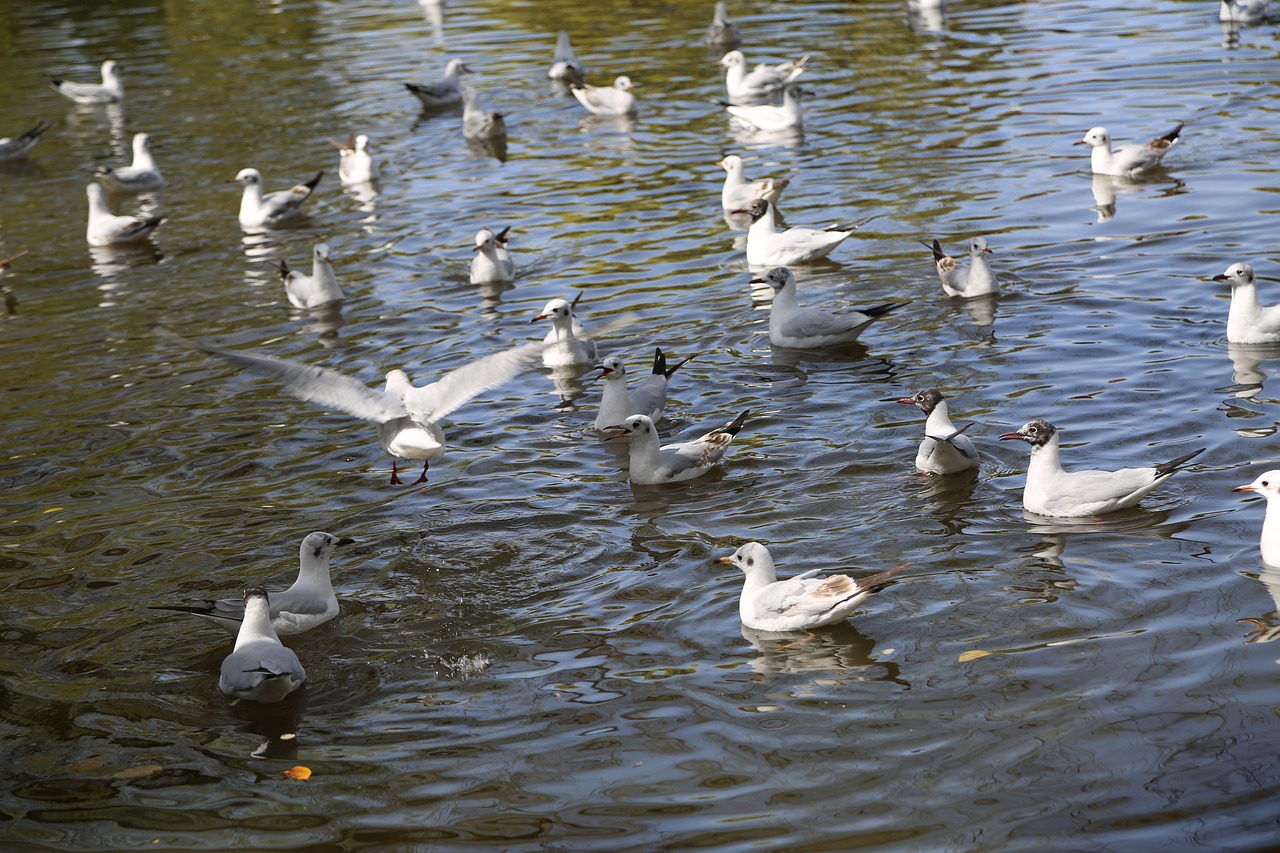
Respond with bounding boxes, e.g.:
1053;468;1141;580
230;694;304;761
1224;342;1280;400
89;242;163;296
476;280;514;317
741;621;904;683
299;303;346;345
1242;562;1280;646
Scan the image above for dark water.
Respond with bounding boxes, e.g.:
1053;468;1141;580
2;0;1280;848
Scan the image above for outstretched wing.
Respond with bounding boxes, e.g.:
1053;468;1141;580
405;339;548;424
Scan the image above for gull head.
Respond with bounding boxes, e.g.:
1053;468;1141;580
968;237;991;255
300;531;354;565
595;355;623;380
102;60;120;79
716;154;744;174
751;266;794;293
229;167;262;186
898;388;943;415
1235;470;1280;502
473;227;496;252
133;132;153;153
354;134;370;152
532;297;573;324
243;585;269;604
313;243;331;262
716;542;776;578
445;58;474;76
606;414;655;442
741;199;770;222
1000;419;1057;447
1076;127;1110;148
613;76;634;91
1213;262;1255;287
715;50;745;69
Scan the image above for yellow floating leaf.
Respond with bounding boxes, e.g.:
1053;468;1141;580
114;764;163;781
43;507;64;514
283;765;311;781
958;650;990;663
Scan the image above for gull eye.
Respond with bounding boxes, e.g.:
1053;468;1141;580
1264;481;1270;488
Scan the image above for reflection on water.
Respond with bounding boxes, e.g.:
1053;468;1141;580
740;622;904;684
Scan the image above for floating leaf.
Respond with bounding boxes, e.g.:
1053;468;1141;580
114;764;163;781
283;765;311;781
71;759;104;772
958;650;990;663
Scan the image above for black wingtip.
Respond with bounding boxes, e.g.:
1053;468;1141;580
305;171;324;190
665;353;695;378
926;239;947;262
651;347;667;376
1154;446;1204;478
717;409;751;437
861;302;903;319
1161;122;1184;144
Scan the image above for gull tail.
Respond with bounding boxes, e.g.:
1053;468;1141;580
711;409;751;439
277;259;291;280
21;120;52;143
851;562;909;596
1154;446;1204;479
826;214;880;233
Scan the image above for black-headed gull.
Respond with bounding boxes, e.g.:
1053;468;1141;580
548;30;585;84
1234;471;1280;565
153;532;353;636
1214;262;1280;345
753;266;899;348
85;184;164;246
925;237;999;298
1221;0;1268;22
717;542;904;632
471;226;514;285
608;410;750;484
715;84;808;132
1075;123;1182;177
218;588;306;703
96;132;164;193
738;199;857;266
47;60;123;104
228;168;323;229
718;154;795;211
572;76;637;117
161;329;551;484
897;388;979;474
0;120;52;161
532;294;596;367
593;347;694;431
706;2;742;47
280;243;343;309
462;88;508;141
999;420;1204;517
405;58;472;109
328;132;379;185
714;50;807;101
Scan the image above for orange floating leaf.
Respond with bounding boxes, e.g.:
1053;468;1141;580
283;765;311;781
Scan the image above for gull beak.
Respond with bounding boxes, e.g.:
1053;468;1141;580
473;244;482;252
1072;138;1089;146
337;537;356;546
1212;273;1229;282
749;276;766;284
531;313;547;323
998;431;1026;441
224;177;241;184
594;365;613;378
984;247;993;254
896;397;915;405
603;425;630;440
715;555;734;565
1234;484;1257;493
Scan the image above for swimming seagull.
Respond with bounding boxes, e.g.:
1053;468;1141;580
532;293;596;367
0;120;52;161
571;76;638;116
717;542;905;632
714;50;807;101
470;226;514;285
328;132;379;184
1074;123;1183;177
738;199;858;266
47;60;123;104
548;30;585;84
152;532;354;636
1221;0;1268;22
280;243;343;309
404;58;472;109
96;132;164;193
85;184;164;246
897;388;979;474
1214;262;1280;345
608;410;750;484
218;588;307;703
715;84;809;132
228;168;323;229
753;266;900;348
462;88;508;141
593;348;695;431
999;420;1205;517
706;2;742;47
717;154;796;211
925;237;999;298
1234;470;1280;565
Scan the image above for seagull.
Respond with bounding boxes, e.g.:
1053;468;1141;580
0;120;52;161
925;237;999;298
218;588;306;703
717;542;904;632
228;168;323;229
85;184;164;246
999;420;1204;517
738;199;858;266
280;243;343;309
47;60;123;104
593;347;695;431
714;50;807;101
160;328;553;485
715;84;809;132
706;2;742;47
1234;470;1280;565
152;532;353;636
752;266;899;348
462;88;507;141
717;154;795;212
1074;123;1183;177
328;132;379;185
1214;262;1280;345
548;30;585;84
532;294;596;367
608;410;750;484
571;76;637;117
404;58;472;109
1221;0;1268;22
897;388;979;474
96;132;164;193
471;226;514;285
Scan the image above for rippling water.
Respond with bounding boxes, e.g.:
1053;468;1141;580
3;0;1280;848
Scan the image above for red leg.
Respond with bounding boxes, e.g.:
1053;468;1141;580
411;459;430;485
390;460;403;485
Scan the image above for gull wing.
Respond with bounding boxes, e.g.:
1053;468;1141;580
404;339;548;424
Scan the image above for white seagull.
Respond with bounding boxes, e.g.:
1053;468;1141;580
404;58;472;109
152;532;353;636
715;84;809;132
593;347;695;431
706;2;742;47
718;542;904;632
1221;0;1268;22
0;120;52;161
548;30;585;84
897;388;979;474
999;420;1204;518
739;199;858;266
462;88;508;141
532;294;596;367
218;587;306;703
608;410;750;485
96;132;164;193
753;266;900;348
85;184;164;246
471;226;514;285
1234;470;1280;566
1214;262;1280;345
328;132;379;185
718;154;795;212
280;243;343;309
714;50;807;101
47;60;123;104
925;237;999;298
1075;123;1182;177
228;168;323;229
572;76;637;117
